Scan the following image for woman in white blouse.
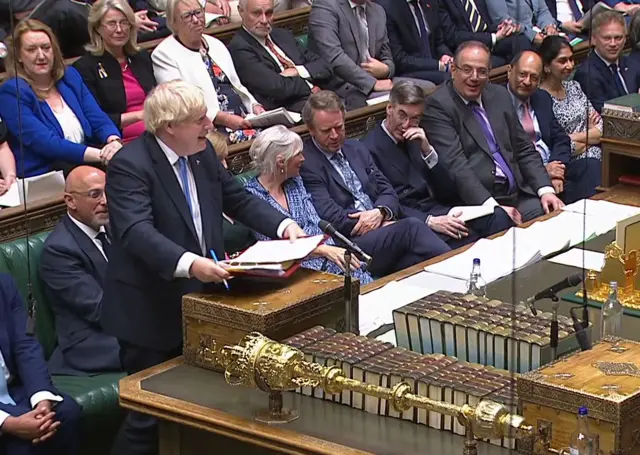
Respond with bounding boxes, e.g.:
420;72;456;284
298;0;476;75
152;0;265;143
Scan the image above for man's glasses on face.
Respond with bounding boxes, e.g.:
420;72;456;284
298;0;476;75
70;189;105;200
455;64;490;80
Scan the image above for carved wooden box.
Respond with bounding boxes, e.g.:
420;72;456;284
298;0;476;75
603;110;640;146
182;269;359;370
517;338;640;455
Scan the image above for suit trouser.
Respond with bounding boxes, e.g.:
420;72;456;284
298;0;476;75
0;392;81;455
110;341;182;455
353;217;451;277
494;183;546;222
490;34;533;67
438;207;515;250
563;157;601;204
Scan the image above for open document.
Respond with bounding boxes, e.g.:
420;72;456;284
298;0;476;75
245;108;302;128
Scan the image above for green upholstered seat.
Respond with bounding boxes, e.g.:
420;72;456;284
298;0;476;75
295;33;309;49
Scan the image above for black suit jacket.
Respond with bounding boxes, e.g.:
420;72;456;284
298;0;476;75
574;52;640;113
300;138;401;236
377;0;452;75
40;215;120;376
73;50;156;131
528;88;572;165
102;132;286;350
423;81;551;205
439;0;497;48
229;28;334;112
361;122;454;221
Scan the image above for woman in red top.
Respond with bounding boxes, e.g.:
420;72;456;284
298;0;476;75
74;0;157;143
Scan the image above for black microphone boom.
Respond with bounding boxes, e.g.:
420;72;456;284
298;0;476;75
318;220;372;266
533;273;584;301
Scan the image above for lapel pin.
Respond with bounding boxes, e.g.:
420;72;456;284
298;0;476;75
196;159;201;165
98;62;108;79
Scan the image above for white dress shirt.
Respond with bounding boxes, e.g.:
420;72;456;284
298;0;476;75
244;27;312;86
156;137;294;278
405;0;429;37
0;349;63;431
556;0;584;22
508;89;553;165
454;91;555;207
67;214;108;260
595;50;630;94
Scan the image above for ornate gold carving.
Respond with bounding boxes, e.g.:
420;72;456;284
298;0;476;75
214;332;539;455
552;373;574;380
593;361;640;377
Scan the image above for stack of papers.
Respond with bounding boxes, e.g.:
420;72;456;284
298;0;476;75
245;108;302;128
562;199;640;221
358;280;435;335
548;248;605;272
447;205;494;222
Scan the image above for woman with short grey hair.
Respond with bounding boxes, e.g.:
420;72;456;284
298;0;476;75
245;125;373;282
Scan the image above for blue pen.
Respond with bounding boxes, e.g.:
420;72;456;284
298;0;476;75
210;249;230;291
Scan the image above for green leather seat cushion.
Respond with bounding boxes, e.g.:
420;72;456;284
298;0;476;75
295;33;309;49
53;373;125;419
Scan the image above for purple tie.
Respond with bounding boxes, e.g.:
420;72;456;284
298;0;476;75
409;0;432;58
469;102;516;194
568;0;582;20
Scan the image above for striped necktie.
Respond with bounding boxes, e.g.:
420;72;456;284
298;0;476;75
463;0;488;33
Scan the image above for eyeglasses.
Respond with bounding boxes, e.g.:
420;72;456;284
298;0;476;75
70;189;105;200
180;8;205;23
102;20;131;31
454;64;490;79
395;110;421;125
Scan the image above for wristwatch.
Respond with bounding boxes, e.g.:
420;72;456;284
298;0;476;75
376;206;393;221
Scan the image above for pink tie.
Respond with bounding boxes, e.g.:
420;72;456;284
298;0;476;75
521;103;536;144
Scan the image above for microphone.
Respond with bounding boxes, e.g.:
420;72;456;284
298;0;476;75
318;220;372;265
526;273;584;316
570;307;592;352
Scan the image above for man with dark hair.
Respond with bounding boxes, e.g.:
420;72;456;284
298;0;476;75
362;81;513;247
574;10;640;112
423;41;564;223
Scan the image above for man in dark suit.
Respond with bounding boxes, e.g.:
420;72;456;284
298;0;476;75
230;0;366;112
0;273;81;455
299;91;452;276
362;81;513;248
103;80;305;455
574;11;640;113
40;166;121;376
376;0;453;85
423;41;564;223
545;0;594;35
438;0;532;67
507;51;599;202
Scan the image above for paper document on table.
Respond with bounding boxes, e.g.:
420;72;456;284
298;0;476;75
358;280;435;335
366;94;390;106
400;271;469;293
223;234;324;266
245;108;301;128
17;170;65;204
520;219;571;257
376;329;397;346
447;205;493;222
548;248;605;272
425;229;542;283
562;199;640;221
0;182;20;207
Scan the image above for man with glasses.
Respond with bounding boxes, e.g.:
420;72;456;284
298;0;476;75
362;81;513;247
423;41;564;223
40;166;121;376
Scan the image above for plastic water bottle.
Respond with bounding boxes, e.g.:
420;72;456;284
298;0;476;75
600;281;623;339
569;407;596;455
466;258;486;297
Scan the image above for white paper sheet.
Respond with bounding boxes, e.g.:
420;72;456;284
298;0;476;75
548;248;605;272
366;94;390;105
375;329;397;346
399;271;469;293
358;280;435;335
223;234;324;265
447;205;494;223
0;182;21;207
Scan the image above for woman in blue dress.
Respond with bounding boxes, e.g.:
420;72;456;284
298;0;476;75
245;125;373;284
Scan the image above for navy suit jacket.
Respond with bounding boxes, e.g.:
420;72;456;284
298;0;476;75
0;273;59;414
40;215;120;376
0;67;119;177
102;132;286;351
574;52;640;113
376;0;452;74
528;89;572;165
544;0;594;19
361;122;454;221
300;138;401;236
439;0;498;48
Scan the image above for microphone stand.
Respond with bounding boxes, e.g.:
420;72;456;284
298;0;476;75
549;294;560;362
343;250;357;334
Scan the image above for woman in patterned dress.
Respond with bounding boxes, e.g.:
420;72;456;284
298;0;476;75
539;36;602;202
245;125;373;284
151;0;264;144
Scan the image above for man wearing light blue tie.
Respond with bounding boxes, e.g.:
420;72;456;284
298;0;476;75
0;273;81;455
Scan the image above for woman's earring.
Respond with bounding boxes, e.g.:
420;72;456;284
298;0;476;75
280;167;285;175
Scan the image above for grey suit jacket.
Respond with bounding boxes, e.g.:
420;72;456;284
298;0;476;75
486;0;557;41
422;81;551;205
309;0;395;95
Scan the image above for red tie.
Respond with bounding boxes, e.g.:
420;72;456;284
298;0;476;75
266;37;320;93
521;102;536;144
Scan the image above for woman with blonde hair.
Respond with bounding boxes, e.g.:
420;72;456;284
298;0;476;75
0;20;121;177
74;0;157;143
245;125;373;283
152;0;266;144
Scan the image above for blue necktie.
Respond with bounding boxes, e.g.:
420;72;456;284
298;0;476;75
331;152;374;211
409;0;432;58
0;366;15;406
177;157;193;214
610;63;628;97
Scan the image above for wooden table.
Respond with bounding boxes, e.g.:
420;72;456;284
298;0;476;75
119;359;514;455
601;110;640;188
